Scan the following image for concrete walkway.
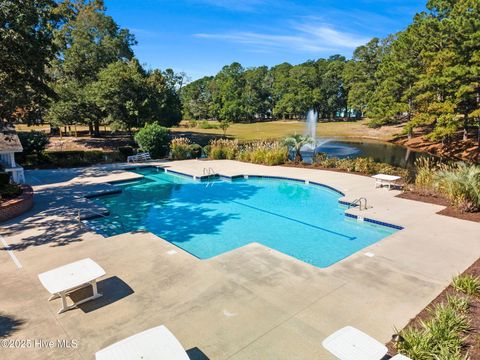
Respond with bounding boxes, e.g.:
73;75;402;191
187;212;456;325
1;160;479;360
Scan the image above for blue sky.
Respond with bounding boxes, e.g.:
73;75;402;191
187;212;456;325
105;0;425;80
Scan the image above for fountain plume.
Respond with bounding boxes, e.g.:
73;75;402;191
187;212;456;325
305;109;317;141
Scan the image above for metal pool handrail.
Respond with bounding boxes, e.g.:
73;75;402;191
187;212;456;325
348;197;368;211
203;167;215;176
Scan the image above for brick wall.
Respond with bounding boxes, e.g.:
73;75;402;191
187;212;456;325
0;185;34;222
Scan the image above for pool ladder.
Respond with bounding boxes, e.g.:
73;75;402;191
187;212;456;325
203;167;216;187
348;197;368;211
203;167;215;176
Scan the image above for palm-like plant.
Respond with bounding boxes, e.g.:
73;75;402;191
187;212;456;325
435;162;480;212
283;134;314;162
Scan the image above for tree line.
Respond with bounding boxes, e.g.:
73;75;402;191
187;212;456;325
1;0;479;143
181;56;351;122
1;0;184;136
182;0;480;142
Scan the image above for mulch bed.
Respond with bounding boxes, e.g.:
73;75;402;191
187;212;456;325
386;258;480;359
397;191;480;223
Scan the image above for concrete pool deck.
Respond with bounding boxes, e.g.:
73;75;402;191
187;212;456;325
1;159;479;359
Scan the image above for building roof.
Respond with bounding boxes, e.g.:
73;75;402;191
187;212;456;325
0;128;23;153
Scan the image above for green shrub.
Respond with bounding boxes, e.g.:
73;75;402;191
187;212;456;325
317;157;339;168
237;141;288;166
414;157;442;194
423;303;469;343
264;143;289;166
188;119;197;128
198;120;219;129
189;144;203;158
396;327;432;360
352;157;377;174
397;300;470;359
203;145;211;157
445;294;469;313
18;131;49;155
0;172;11;185
134;122;170;158
118;146;135;160
0;183;22;200
435;163;480;212
313;152;328;163
314;156;408;178
336;158;356;172
170;137;191;160
452;274;480;295
208;139;238;160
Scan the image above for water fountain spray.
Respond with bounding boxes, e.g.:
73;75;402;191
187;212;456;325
305;109;318;142
303;109;318;158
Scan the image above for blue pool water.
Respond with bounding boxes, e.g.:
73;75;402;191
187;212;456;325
88;168;398;267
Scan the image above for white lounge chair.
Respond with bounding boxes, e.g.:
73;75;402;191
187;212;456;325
95;325;189;360
322;326;411;360
372;174;402;190
38;258;106;314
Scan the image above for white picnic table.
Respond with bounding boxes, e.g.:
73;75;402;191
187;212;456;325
95;325;190;360
372;174;402;190
322;326;388;360
38;258;106;314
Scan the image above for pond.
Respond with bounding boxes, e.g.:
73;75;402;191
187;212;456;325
299;138;435;168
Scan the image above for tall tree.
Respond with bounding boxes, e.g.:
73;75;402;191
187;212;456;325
0;0;61;126
87;59;147;133
367;28;423;131
180;76;214;120
367;0;480;143
242;66;272;121
343;38;390;117
48;0;136;135
213;62;248;122
145;69;182;127
318;55;347;119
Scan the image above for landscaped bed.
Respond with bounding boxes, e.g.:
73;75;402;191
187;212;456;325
387;258;480;359
397;191;480;223
0;184;33;222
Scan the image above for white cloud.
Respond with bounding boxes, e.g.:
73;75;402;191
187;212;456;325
294;24;369;49
194;22;369;54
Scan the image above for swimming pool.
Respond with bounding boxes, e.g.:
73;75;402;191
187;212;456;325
87;168;399;267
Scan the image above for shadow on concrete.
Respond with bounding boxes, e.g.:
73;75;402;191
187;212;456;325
187;347;210;360
0;314;24;337
0;184;110;251
68;276;134;313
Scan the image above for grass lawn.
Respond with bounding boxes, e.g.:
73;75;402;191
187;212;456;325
171;119;401;142
15;119;402;151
